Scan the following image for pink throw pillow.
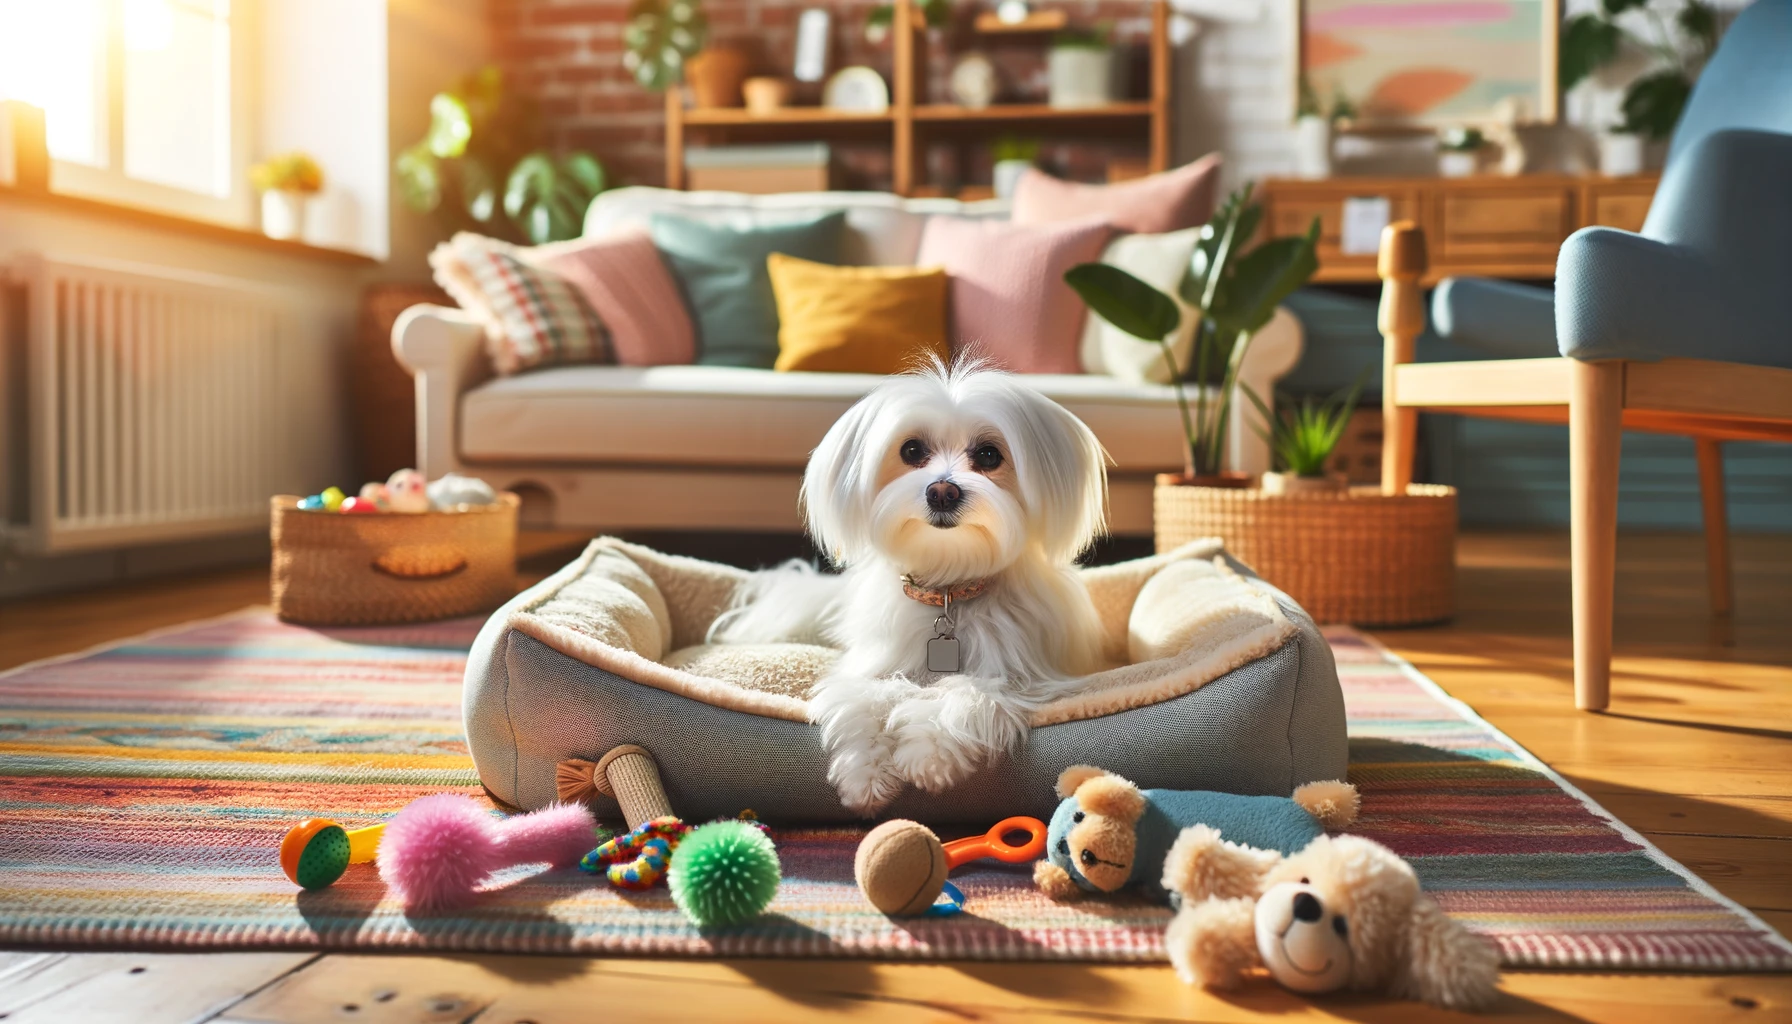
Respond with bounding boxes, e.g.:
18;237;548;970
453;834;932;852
915;216;1112;374
531;230;696;367
1011;154;1223;235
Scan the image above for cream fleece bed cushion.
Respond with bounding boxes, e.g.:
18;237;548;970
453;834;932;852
463;538;1348;823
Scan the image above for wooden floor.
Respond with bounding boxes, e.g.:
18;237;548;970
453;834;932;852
1;530;1788;1023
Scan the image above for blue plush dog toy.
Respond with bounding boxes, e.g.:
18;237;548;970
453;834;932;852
1033;766;1360;902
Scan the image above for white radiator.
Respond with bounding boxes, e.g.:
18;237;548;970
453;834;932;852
4;255;290;554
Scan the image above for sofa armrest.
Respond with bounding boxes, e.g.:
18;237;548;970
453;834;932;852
1558;129;1792;366
392;304;488;479
1228;305;1305;476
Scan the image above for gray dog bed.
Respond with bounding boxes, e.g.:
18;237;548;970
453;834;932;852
463;538;1346;823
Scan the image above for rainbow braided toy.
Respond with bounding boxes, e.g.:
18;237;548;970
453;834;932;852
580;815;691;889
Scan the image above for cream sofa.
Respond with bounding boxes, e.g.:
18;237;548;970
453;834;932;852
393;187;1303;536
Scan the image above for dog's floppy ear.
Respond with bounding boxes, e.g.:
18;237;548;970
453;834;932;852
801;390;885;566
1074;772;1146;823
1054;765;1108;799
1393;896;1502;1011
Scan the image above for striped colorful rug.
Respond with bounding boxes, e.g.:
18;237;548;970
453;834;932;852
1;611;1787;969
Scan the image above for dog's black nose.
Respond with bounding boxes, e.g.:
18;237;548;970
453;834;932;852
926;479;962;512
1292;891;1323;922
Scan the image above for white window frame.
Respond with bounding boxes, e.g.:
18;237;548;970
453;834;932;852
49;0;257;228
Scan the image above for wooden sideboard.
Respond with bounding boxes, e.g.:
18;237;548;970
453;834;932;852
1258;174;1660;284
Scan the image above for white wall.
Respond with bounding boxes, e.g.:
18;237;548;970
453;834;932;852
260;0;391;259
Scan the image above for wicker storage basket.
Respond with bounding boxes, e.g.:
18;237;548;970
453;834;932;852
271;493;520;626
1154;478;1457;626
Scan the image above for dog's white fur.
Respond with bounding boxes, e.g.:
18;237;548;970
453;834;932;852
710;362;1110;813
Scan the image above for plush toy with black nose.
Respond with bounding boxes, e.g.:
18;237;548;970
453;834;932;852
1162;827;1502;1011
1031;766;1359;903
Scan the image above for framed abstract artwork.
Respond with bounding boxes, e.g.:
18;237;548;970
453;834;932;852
1297;0;1560;126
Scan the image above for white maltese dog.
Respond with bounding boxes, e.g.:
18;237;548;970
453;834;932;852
710;361;1109;813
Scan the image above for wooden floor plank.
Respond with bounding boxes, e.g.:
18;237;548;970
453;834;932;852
210;952;1792;1024
3;529;1789;1023
0;952;315;1024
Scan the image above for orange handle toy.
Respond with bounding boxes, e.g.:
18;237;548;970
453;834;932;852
942;816;1047;869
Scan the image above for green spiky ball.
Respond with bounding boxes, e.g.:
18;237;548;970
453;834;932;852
668;820;781;928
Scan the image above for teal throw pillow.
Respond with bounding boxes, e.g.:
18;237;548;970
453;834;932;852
650;210;846;368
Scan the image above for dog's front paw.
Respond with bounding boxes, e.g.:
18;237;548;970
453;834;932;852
887;696;981;793
829;754;902;814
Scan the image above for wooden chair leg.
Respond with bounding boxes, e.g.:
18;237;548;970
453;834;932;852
1570;360;1623;711
1695;438;1734;616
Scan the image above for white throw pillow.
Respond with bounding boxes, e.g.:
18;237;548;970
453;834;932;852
1078;227;1202;384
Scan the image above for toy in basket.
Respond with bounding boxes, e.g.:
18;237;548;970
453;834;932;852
271;470;518;626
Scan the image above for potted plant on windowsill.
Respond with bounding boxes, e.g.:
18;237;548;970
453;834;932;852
251;152;324;242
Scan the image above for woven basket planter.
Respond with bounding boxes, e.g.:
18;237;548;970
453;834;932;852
1153;477;1457;626
271;493;519;626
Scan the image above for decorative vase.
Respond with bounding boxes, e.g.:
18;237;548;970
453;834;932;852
1261;471;1348;496
261;189;308;241
1599;133;1644;176
992;159;1031;199
742;76;792;115
950;52;998;110
685;46;750;109
1437;150;1479;178
1047;47;1115;109
1293;115;1332;180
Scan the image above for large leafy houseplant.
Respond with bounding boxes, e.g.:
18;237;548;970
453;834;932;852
1560;0;1716;141
1065;184;1320;482
623;0;709;92
395;67;607;245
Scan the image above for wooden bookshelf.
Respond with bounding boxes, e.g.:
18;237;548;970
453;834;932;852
663;0;1171;195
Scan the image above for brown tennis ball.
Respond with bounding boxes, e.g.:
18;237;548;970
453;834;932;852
855;819;947;916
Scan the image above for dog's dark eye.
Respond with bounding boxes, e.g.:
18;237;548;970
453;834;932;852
1080;849;1097;866
900;438;928;466
1333;915;1348;938
1072;811;1084;823
971;443;1003;471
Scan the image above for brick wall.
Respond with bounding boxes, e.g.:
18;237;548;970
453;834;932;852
493;0;1171;191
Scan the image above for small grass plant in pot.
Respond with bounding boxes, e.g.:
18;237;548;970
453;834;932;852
1241;368;1369;495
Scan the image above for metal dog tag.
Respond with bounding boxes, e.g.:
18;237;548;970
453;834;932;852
927;635;961;673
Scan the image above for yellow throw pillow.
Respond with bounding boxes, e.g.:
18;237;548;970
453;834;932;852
766;254;950;374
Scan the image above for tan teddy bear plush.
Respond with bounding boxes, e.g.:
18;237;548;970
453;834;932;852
1161;825;1501;1011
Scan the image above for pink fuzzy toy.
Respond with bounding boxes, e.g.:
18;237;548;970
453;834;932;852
376;795;595;913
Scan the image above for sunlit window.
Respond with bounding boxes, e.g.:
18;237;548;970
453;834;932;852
0;0;244;220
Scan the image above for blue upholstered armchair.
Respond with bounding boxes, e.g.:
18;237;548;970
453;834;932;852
1378;0;1792;710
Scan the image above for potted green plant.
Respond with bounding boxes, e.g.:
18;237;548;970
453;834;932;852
1560;0;1717;174
251;152;324;241
1293;78;1353;180
394;66;607;245
1241;370;1369;495
1048;25;1115;109
1066;183;1320;487
1436;126;1487;178
990;137;1040;199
